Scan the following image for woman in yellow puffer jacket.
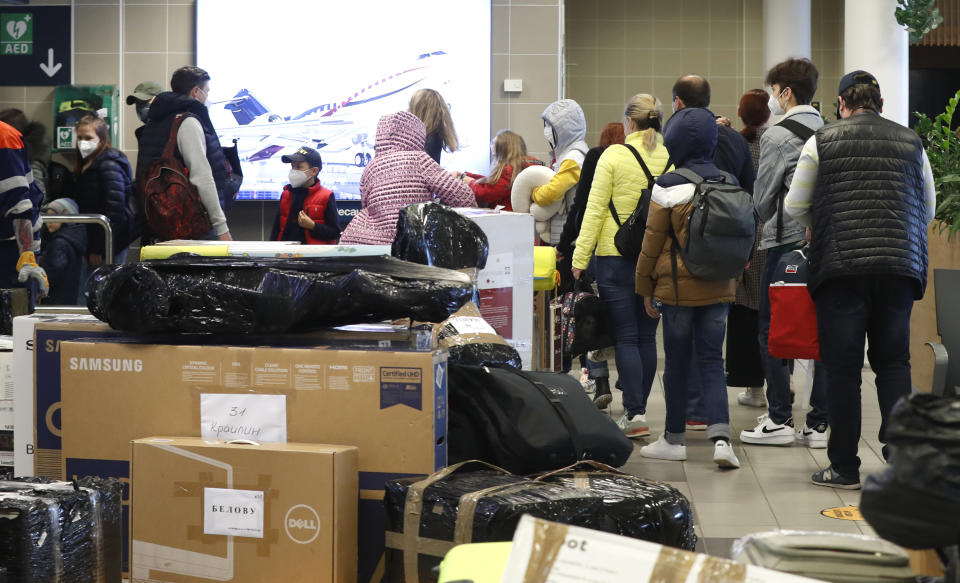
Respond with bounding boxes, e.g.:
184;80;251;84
571;93;672;439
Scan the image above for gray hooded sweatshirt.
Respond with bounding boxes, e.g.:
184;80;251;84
542;99;589;245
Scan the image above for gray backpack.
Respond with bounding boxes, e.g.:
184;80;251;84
668;168;756;286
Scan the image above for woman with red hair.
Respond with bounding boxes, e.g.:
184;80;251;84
728;89;771;408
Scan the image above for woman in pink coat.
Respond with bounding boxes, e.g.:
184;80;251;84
340;111;475;244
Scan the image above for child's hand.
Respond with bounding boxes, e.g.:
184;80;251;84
297;211;315;230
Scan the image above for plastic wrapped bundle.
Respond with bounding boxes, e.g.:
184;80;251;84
383;461;604;583
434;303;521;368
85;255;475;334
392;202;489;270
0;494;62;583
78;476;124;583
533;461;696;550
0;482;98;583
860;392;960;549
0;478;124;583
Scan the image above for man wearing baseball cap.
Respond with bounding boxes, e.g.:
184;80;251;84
126;81;162;124
269;146;340;244
785;70;937;489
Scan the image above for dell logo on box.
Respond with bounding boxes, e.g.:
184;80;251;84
284;504;320;544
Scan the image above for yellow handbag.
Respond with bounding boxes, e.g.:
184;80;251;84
533;246;559;291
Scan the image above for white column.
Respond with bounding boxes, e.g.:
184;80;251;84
844;0;909;125
763;0;812;73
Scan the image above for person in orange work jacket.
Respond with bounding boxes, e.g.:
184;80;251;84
270;146;340;244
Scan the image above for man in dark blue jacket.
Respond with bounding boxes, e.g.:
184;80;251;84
668;74;756;430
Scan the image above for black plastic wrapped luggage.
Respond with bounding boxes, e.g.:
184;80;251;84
85;255;475;334
533;461;696;550
383;461;604;583
392;202;489;270
860;391;960;549
0;478;124;583
0;494;61;583
448;365;633;474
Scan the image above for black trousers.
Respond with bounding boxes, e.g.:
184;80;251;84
814;275;915;479
725;304;764;388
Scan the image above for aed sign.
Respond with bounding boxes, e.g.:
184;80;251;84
0;6;70;86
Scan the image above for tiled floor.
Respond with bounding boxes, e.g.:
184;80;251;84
598;362;886;559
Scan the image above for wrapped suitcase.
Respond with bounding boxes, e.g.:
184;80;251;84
447;364;633;474
732;531;917;583
383;461;605;583
533;461;696;550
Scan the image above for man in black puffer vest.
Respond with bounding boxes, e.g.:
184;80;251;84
785;70;936;490
135;66;235;241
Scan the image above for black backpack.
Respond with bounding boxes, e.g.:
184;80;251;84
608;145;670;261
668;168;756;286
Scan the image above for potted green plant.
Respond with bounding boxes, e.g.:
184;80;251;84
911;89;960;392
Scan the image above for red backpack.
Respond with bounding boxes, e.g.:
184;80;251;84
139;114;213;240
768;247;820;360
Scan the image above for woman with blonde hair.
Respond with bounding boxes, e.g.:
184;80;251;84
409;88;458;163
71;114;137;266
454;130;544;210
571;94;671;434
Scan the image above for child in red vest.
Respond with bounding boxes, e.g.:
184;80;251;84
270;146;340;244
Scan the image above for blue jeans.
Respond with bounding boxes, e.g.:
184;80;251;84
758;246;829;427
595;255;659;417
814;276;915;479
661;303;731;443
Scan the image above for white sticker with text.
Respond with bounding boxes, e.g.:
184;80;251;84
203;488;264;538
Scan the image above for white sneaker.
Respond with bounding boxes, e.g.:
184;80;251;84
713;440;741;469
640;434;687;461
737;386;767;408
616;413;650;438
740;414;795;445
797;422;828;449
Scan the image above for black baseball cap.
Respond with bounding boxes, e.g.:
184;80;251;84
838;70;880;96
281;146;322;171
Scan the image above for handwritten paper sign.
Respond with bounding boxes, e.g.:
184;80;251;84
203;488;264;538
200;393;287;443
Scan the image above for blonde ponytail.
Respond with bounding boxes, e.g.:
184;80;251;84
623;94;663;154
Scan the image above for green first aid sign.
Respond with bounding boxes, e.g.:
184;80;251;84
2;12;33;55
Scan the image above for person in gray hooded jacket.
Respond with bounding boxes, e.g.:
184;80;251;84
742;58;829;449
532;99;589;245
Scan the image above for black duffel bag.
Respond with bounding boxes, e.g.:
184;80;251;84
448;364;633;474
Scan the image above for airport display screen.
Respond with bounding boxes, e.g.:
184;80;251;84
197;0;492;201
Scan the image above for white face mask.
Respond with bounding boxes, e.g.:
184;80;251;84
288;169;312;188
768;88;786;117
543;124;555;149
78;138;99;159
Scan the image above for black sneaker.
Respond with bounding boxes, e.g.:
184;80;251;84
811;466;861;490
593;377;612;410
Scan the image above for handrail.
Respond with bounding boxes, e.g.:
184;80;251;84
38;213;113;264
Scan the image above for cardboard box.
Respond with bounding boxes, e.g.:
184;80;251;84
0;336;12;470
502;516;824;583
456;209;535;369
131;437;357;583
13;314;125;476
14;315;431;478
62;341;448;583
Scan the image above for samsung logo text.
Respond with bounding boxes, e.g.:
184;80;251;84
68;357;143;372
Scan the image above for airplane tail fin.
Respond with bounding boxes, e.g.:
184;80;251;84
224;89;270;125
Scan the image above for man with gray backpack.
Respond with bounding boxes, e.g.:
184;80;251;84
741;57;830;449
635;106;755;469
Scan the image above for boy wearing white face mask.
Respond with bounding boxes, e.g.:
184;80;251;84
269;146;340;244
742;57;830;448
